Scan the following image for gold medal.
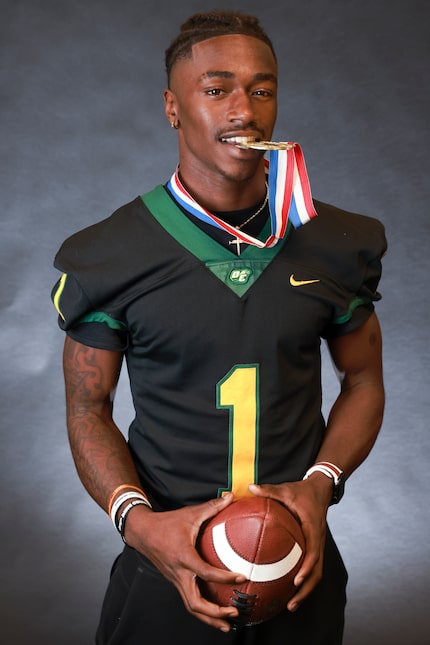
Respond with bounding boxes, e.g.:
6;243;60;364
237;141;296;151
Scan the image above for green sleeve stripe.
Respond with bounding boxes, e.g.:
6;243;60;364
333;296;372;325
76;311;127;331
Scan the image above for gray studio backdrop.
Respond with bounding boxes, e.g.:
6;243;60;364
1;0;429;643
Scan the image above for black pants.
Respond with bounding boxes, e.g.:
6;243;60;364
96;529;347;645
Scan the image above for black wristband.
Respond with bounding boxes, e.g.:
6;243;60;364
117;499;148;543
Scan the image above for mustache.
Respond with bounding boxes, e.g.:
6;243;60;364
216;122;262;138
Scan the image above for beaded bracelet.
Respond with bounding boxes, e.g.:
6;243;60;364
107;484;147;518
110;491;152;528
303;461;343;484
117;499;149;544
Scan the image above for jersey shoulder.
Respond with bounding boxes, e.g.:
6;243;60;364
287;199;387;289
52;192;200;331
311;199;386;249
54;193;191;296
54;196;147;273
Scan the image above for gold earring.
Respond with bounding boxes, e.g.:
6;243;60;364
170;120;179;129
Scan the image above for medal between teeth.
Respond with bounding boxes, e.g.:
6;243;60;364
236;140;296;150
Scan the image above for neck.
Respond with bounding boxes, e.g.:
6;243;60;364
177;166;267;213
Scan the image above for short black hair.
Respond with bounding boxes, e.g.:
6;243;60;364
165;10;276;84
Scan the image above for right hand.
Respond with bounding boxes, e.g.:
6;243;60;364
124;493;247;632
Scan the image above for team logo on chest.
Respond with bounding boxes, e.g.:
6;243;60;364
228;268;253;285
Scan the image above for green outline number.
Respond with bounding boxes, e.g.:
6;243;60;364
217;364;260;497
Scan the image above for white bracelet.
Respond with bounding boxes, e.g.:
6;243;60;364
303;461;343;485
110;491;152;527
117;499;149;542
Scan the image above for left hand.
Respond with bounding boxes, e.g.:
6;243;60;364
248;474;332;611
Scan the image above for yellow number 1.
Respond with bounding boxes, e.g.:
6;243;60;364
217;364;260;498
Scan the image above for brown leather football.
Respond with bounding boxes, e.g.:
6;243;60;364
197;496;305;627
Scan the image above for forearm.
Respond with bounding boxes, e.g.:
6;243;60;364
317;313;385;479
318;379;385;478
67;410;142;512
63;336;142;513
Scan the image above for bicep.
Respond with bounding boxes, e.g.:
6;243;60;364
63;335;124;416
327;312;383;389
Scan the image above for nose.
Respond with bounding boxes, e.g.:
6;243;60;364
227;89;255;123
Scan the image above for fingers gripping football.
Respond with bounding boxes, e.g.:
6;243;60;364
197;496;305;626
123;493;245;631
248;481;328;611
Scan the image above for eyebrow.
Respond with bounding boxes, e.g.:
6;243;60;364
199;71;277;83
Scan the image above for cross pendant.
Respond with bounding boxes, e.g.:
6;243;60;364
229;237;244;255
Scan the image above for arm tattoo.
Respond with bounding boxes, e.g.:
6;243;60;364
63;340;133;508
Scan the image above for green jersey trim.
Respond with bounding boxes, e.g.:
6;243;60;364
77;311;127;330
334;296;372;325
141;185;288;296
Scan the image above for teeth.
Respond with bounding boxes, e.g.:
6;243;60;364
221;136;258;145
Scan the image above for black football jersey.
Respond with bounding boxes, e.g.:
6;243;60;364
52;185;386;510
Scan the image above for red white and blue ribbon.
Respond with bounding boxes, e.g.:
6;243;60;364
167;143;317;249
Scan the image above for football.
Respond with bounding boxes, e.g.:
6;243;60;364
197;496;305;627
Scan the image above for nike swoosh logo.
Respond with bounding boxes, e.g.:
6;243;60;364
290;274;320;287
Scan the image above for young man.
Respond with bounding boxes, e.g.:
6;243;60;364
52;11;386;644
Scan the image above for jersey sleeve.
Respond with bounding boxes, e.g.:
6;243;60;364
293;199;387;339
51;271;128;351
322;249;384;338
51;198;148;352
321;210;386;338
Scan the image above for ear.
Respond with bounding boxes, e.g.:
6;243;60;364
164;88;179;127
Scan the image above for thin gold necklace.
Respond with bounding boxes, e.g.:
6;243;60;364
235;182;269;230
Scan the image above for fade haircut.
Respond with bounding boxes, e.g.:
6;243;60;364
165;10;276;84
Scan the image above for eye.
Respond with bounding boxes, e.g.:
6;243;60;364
253;89;273;97
206;88;224;96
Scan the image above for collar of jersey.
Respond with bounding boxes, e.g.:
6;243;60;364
141;184;290;262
